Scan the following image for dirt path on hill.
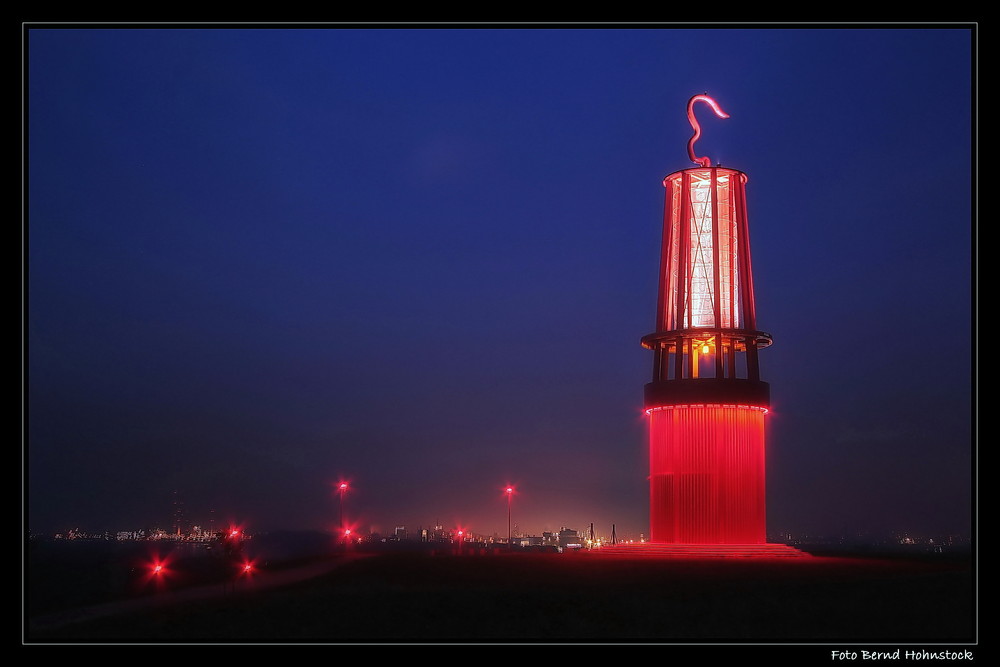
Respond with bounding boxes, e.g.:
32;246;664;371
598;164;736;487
27;552;369;635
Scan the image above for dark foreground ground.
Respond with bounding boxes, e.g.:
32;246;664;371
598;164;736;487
25;547;974;644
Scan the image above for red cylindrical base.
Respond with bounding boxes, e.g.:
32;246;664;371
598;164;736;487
648;404;766;544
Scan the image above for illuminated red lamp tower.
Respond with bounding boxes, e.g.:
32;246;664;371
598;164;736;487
641;95;772;545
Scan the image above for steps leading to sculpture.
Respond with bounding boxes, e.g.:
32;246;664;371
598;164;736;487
591;543;811;558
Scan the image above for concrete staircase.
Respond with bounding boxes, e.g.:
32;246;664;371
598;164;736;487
591;543;811;558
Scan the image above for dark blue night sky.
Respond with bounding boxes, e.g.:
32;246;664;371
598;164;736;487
27;27;973;541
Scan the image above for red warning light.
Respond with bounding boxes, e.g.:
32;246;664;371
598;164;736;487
140;554;174;588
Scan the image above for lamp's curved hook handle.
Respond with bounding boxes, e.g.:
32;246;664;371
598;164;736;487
687;94;730;167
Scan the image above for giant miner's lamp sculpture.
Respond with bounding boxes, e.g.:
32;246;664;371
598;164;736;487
640;95;804;556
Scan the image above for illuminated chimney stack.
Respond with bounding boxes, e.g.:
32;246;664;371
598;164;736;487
641;94;772;544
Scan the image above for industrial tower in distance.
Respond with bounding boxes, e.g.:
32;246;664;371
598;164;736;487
638;94;804;556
